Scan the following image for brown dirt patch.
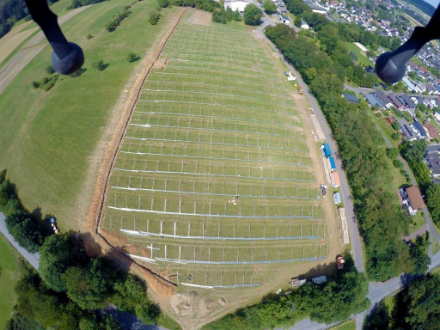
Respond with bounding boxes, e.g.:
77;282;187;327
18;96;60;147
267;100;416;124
100;228;128;247
153;56;169;70
188;10;212;26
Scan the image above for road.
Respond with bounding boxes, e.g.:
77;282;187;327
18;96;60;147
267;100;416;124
0;212;40;269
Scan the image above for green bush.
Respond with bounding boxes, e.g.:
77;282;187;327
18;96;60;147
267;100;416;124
158;0;169;7
149;11;161;25
92;60;106;71
127;52;139;62
393;159;404;169
105;7;131;32
45;65;55;75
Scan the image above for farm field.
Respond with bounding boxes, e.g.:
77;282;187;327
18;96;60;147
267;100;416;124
0;0;179;230
0;235;21;329
100;10;340;327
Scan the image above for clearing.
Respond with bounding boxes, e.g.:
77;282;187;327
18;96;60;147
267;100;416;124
99;9;341;329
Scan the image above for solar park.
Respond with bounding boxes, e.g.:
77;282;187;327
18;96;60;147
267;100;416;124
100;14;333;292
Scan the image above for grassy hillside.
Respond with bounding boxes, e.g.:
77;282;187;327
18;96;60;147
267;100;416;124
0;0;177;230
0;235;21;329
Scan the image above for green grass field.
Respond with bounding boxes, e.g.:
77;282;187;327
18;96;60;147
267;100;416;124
330;320;355;330
345;42;373;67
0;0;178;230
101;12;332;304
0;235;21;329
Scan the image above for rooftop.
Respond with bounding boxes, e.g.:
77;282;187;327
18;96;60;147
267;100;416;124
406;186;425;210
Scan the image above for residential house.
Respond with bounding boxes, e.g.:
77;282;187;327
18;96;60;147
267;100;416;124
402;77;417;92
423;122;439;139
342;93;359;103
397;118;417;141
374;90;393;108
426;152;440;178
300;19;309;29
435;111;440;122
365;93;383;108
224;1;248;12
388;93;405;110
401;94;417;111
416;82;427;93
426;83;437;95
400;186;425;215
412;121;427;139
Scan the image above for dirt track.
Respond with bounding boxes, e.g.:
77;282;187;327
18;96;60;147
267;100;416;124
0;6;91;95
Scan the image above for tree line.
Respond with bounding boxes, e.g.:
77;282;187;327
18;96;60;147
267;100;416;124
265;23;428;280
203;258;369;330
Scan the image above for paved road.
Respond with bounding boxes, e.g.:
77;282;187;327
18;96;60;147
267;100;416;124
0;212;40;269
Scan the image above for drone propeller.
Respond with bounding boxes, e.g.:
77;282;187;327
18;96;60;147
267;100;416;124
24;0;84;75
375;5;440;84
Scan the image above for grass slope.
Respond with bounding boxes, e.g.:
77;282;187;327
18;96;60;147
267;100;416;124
345;42;372;67
0;0;174;230
0;235;21;329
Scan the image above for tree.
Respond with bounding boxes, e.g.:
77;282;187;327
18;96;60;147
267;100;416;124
296;269;370;324
294;16;301;27
212;8;226;23
127;52;139;63
158;0;168;7
263;0;277;14
64;258;117;310
5;211;42;253
386;148;399;159
149;11;161;25
45;66;55;75
348;50;357;62
427;184;440;226
409;235;430;275
243;4;263;26
390;37;401;51
39;233;88;292
394;275;440;330
91;60;106;71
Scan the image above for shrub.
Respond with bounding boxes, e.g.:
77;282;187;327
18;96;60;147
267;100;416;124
149;11;161;25
158;0;169;7
212;8;226;23
45;65;55;75
105;7;131;32
386;148;399;159
393;159;404;169
31;81;40;89
127;52;139;62
86;33;93;39
92;60;106;71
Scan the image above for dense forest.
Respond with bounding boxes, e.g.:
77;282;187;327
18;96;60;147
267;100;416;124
265;11;428;279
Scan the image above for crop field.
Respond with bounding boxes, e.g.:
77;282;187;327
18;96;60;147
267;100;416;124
101;13;333;309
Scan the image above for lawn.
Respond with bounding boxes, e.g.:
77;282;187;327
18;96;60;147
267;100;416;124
344;42;373;67
0;235;21;329
330;320;355;330
0;0;178;230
